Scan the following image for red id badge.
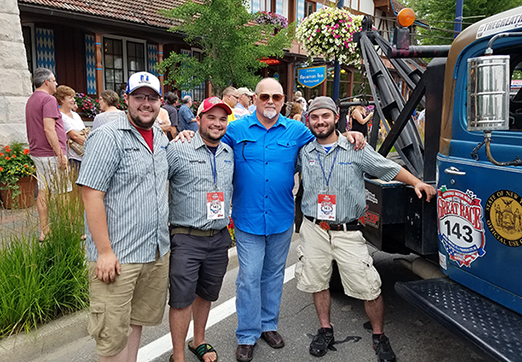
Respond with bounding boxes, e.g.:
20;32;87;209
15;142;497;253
317;194;336;221
207;192;225;220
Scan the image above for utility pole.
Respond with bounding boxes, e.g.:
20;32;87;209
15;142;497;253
332;0;344;101
454;0;463;37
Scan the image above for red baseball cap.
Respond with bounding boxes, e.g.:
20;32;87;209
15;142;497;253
196;97;232;117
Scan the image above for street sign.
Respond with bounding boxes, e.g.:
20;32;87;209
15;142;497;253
297;65;327;88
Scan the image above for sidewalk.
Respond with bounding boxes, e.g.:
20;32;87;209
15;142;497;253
0;205;40;243
0;238;240;362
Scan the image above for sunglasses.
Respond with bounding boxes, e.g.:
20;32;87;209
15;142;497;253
257;93;284;102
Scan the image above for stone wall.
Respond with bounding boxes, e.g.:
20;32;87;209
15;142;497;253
0;0;32;146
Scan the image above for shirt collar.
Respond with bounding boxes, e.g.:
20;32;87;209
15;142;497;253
116;112;164;142
247;111;288;129
115;112;131;130
193;131;229;154
308;131;349;153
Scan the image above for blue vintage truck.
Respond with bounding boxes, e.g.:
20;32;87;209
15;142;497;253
345;6;522;361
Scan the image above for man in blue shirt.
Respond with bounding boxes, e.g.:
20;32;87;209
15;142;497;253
178;95;198;132
222;78;365;362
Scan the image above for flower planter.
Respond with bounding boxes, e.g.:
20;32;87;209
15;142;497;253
0;176;37;209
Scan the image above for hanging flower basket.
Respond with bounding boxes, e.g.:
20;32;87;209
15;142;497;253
296;6;363;66
254;11;289;29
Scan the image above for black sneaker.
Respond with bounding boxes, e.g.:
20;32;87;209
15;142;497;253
309;326;334;357
372;334;396;362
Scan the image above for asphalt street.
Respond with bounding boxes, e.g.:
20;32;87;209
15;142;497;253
14;233;484;362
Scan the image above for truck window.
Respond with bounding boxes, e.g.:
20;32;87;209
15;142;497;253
509;55;522;131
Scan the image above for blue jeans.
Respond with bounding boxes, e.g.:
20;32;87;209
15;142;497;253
235;226;294;345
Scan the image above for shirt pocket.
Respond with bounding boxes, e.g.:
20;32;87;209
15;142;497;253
236;138;259;162
119;148;151;182
275;139;298;163
335;161;356;192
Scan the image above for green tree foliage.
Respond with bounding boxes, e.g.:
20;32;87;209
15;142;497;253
407;0;522;45
158;0;295;95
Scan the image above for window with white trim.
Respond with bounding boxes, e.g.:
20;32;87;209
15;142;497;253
103;36;146;93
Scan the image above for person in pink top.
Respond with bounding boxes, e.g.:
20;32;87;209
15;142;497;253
25;68;69;242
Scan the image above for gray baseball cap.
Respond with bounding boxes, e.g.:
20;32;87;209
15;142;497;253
307;96;338;115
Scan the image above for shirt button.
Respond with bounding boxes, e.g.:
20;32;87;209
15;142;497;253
265;212;268;214
265;196;268;198
265;162;268;165
266;179;268;182
265;146;268;148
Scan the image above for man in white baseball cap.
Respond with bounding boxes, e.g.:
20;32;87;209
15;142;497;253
78;70;170;362
234;87;254;120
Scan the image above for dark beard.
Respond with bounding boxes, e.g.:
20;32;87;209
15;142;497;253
128;111;156;130
311;124;336;139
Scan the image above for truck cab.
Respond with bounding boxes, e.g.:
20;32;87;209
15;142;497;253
436;8;522;315
350;6;522;361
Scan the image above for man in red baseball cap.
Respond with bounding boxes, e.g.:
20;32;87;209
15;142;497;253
166;96;234;362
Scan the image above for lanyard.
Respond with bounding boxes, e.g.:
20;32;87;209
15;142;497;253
316;147;339;193
207;149;217;187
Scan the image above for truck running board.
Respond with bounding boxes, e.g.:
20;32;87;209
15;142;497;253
395;278;522;362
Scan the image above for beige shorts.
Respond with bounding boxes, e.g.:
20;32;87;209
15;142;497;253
295;217;381;301
30;156;72;194
87;251;170;357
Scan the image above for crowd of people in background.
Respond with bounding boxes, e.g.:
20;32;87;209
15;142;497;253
24;68;436;362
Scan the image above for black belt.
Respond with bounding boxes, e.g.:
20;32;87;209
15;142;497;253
170;227;224;237
305;215;362;231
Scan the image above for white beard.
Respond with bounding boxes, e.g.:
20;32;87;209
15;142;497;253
263;108;278;119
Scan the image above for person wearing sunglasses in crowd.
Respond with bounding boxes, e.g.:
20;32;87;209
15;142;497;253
222;86;240;124
176;77;366;361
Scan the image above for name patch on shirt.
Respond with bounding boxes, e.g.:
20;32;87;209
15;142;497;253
124;148;140;152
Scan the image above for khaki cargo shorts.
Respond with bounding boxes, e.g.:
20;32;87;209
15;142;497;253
87;251;169;357
295;217;381;301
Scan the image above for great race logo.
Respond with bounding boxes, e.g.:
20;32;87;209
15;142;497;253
437;186;486;267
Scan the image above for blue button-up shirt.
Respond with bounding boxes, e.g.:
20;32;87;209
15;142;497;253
222;112;314;235
77;113;170;264
178;104;198;132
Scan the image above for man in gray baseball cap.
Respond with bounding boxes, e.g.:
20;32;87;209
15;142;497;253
295;96;435;362
307;96;338;115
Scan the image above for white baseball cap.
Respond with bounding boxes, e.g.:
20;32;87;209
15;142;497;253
126;71;162;96
238;87;254;96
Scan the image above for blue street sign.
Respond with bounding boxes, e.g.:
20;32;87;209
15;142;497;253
297;65;327;88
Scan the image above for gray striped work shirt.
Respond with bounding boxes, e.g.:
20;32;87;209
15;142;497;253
297;133;401;223
77;113;170;263
167;132;234;230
